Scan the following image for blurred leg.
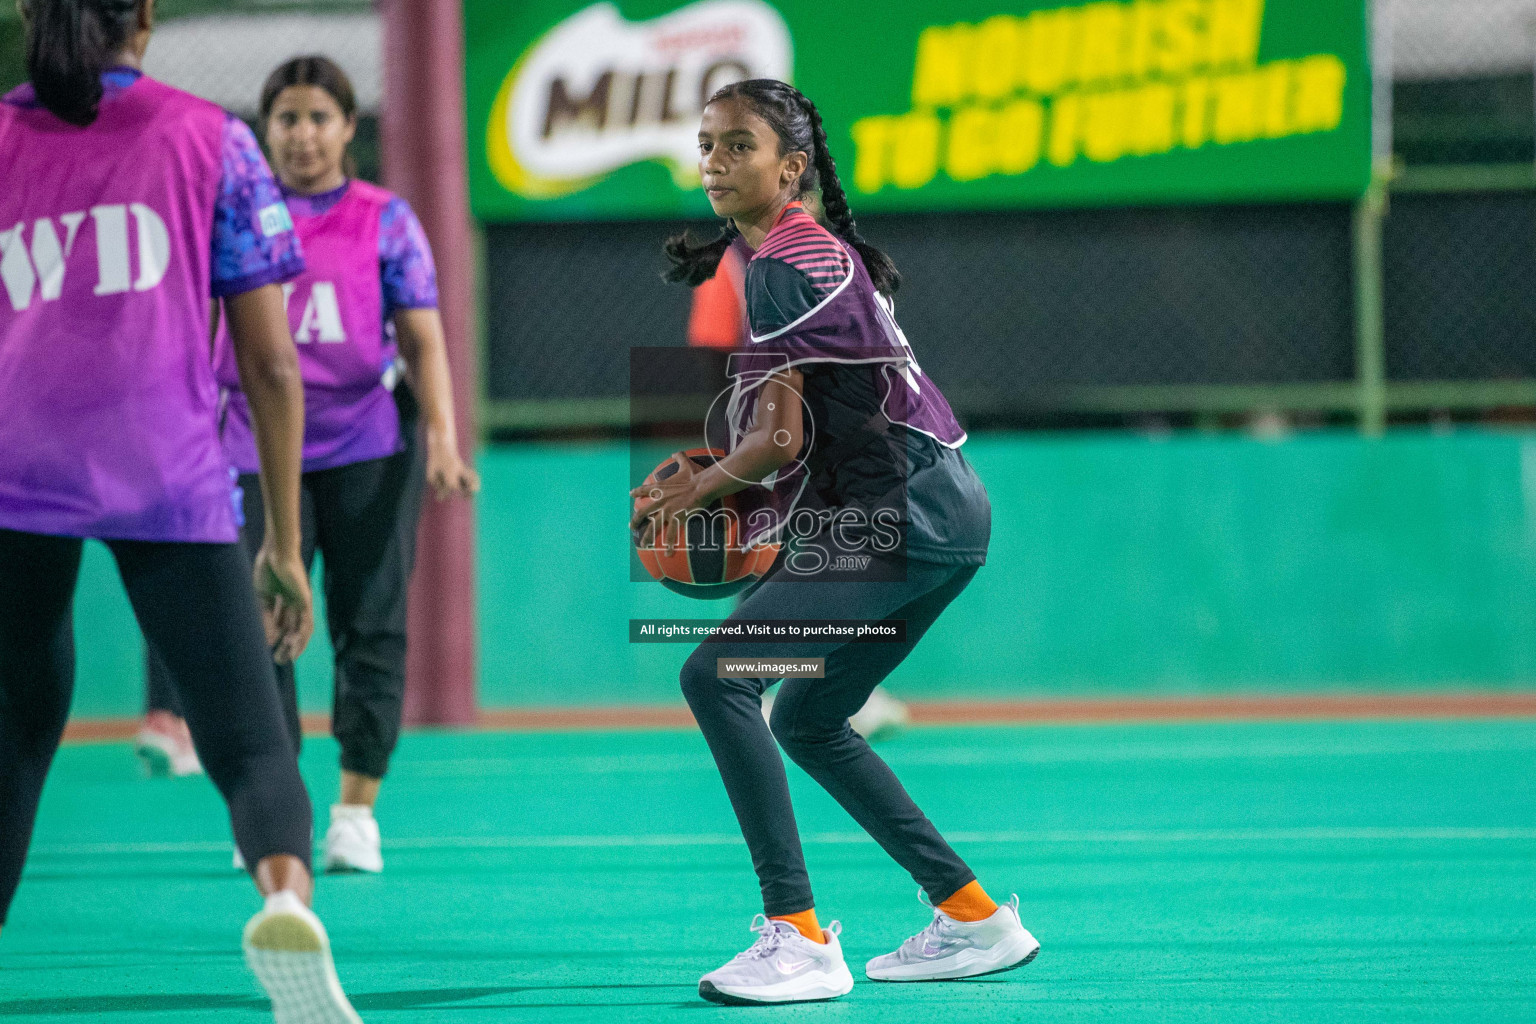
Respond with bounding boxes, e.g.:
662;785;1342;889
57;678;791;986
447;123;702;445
109;539;313;877
309;440;423;786
112;537;360;1018
0;529;83;925
143;643;183;716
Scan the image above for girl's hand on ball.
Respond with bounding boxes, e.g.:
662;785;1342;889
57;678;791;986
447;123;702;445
630;453;704;554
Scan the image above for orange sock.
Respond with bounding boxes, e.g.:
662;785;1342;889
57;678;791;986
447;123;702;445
771;908;826;944
937;880;999;922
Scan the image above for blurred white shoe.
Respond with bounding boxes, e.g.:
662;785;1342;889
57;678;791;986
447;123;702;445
762;685;909;744
134;712;203;777
866;892;1038;981
243;890;363;1023
699;916;854;1005
850;687;910;743
323;805;382;874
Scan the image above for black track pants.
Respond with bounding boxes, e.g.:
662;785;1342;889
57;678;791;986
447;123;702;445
0;530;313;921
680;554;980;916
147;439;424;779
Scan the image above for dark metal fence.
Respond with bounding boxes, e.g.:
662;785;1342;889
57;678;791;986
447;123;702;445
479;173;1536;434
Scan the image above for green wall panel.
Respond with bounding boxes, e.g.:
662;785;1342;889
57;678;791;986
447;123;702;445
67;429;1536;719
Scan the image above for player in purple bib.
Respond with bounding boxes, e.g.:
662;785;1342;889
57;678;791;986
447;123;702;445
0;3;360;1020
143;55;477;875
631;80;1038;1004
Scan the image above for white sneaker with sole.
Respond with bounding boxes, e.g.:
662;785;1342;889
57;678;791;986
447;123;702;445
242;890;363;1023
699;916;855;1005
323;805;382;874
866;892;1039;981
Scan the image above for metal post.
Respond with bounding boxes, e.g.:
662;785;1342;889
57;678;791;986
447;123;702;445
381;0;478;725
1371;0;1393;169
1354;178;1387;436
1354;0;1392;437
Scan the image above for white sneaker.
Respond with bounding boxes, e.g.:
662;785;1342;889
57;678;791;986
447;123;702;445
134;714;203;777
762;686;910;744
242;890;363;1024
850;687;911;743
699;916;855;1005
323;805;382;874
865;892;1039;981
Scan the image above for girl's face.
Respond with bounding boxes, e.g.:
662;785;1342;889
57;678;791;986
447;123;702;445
265;85;356;192
697;96;807;222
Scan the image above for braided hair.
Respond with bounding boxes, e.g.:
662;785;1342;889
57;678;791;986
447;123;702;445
21;0;143;126
664;79;899;296
662;219;740;288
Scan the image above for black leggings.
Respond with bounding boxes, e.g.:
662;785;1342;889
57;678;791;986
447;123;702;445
0;530;312;923
680;553;980;917
148;435;424;779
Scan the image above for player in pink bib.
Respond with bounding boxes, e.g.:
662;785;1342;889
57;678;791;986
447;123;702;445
0;4;361;1021
142;55;477;875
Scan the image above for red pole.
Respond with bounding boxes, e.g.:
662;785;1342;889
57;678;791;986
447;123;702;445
381;0;478;725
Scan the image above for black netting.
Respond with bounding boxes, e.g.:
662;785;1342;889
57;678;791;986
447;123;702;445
868;204;1355;402
1393;76;1536;166
484;204;1357;415
1384;190;1536;381
484;221;698;402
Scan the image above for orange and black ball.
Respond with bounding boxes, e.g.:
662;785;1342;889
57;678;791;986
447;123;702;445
632;448;780;600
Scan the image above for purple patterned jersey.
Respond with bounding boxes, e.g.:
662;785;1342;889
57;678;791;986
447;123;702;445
218;181;438;473
378;196;438;318
0;71;304;541
3;69;303;302
213;116;305;295
728;203;966;443
277;184;438;317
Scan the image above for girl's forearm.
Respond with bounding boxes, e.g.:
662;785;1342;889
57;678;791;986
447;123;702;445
395;308;460;451
693;430;796;504
226;285;305;560
692;373;804;504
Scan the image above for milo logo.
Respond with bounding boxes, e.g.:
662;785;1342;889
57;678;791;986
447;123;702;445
486;0;793;199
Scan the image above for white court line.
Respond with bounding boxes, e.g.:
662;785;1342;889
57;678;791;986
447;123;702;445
398;736;1536;778
887;737;1536;766
30;826;1536;857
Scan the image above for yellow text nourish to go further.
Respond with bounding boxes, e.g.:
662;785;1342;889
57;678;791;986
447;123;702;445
849;0;1350;192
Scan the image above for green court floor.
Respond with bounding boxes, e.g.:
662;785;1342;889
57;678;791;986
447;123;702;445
3;719;1534;1022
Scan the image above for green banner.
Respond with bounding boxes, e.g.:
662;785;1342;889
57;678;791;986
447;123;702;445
464;0;1371;221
